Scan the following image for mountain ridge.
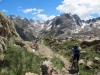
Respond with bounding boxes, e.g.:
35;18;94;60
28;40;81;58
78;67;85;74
8;13;100;38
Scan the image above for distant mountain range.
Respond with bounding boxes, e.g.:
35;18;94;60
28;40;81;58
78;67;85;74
8;13;100;39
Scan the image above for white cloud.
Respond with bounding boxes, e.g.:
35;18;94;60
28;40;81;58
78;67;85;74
33;9;44;14
37;9;44;14
49;15;56;20
37;14;55;21
22;8;36;13
22;8;44;14
2;9;8;12
56;0;100;20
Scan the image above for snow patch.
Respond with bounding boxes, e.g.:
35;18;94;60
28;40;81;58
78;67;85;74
81;23;87;29
57;24;60;27
46;25;52;30
48;21;52;25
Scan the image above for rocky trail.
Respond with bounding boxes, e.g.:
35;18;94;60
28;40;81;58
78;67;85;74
36;40;73;75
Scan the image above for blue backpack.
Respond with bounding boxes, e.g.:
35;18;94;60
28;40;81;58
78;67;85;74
72;48;80;55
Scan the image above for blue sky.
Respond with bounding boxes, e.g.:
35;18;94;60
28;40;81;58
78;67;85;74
0;0;62;20
0;0;100;21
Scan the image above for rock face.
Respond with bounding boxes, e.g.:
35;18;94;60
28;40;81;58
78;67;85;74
0;12;20;40
79;17;100;35
0;12;33;52
0;12;22;52
40;13;100;38
15;25;36;41
40;13;82;37
9;15;36;41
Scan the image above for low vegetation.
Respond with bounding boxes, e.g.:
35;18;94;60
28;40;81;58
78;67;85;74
44;38;100;75
0;42;43;75
51;56;65;70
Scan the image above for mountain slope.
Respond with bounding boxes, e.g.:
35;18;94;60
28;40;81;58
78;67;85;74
40;13;100;38
42;13;82;37
0;12;43;75
9;15;36;41
8;13;100;38
0;12;21;40
80;18;100;35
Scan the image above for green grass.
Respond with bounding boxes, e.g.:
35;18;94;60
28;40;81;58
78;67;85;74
0;42;43;75
44;38;100;75
79;64;100;75
51;56;65;70
44;38;80;58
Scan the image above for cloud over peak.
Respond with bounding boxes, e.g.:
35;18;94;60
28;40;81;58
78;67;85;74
22;8;55;21
37;14;55;21
56;0;100;20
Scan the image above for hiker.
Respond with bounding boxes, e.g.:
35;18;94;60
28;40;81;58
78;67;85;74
70;44;80;67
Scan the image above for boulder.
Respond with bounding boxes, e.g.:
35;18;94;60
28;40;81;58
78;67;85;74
25;72;38;75
97;72;100;75
94;57;100;61
93;57;100;64
50;68;59;75
79;59;85;65
87;61;93;67
41;59;54;75
85;61;93;69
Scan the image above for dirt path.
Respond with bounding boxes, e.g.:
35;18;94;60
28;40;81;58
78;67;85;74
37;40;54;58
37;40;71;75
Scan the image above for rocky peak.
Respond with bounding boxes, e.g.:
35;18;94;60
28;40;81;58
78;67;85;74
85;17;100;24
73;14;82;26
29;19;35;23
40;13;83;37
60;13;72;20
9;15;22;20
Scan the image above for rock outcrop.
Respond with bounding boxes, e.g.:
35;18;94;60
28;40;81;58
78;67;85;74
0;12;33;52
0;12;21;40
0;12;22;53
